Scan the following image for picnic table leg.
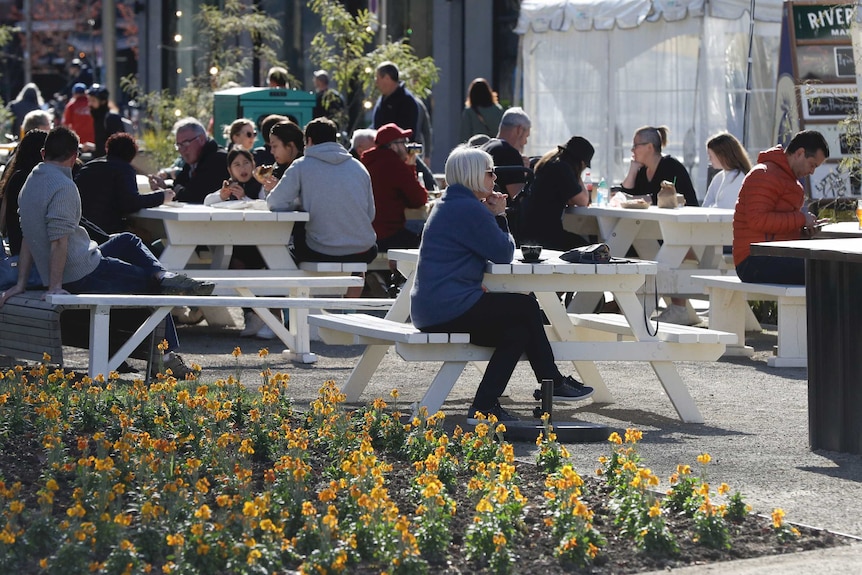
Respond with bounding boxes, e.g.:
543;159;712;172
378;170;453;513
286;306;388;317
571;361;614;404
106;307;174;374
156;244;197;270
649;361;704;423
767;295;807;368
209;245;234;269
341;345;389;402
415;361;468;416
88;305;112;378
705;288;753;358
284;286;315;364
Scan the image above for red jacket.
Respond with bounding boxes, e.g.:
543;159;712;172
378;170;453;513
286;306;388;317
733;146;807;265
62;95;95;145
361;146;427;240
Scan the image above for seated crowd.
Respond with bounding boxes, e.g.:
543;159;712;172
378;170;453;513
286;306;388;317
0;66;828;413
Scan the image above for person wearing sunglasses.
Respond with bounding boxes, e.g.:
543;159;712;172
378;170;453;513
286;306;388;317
148;117;228;204
225;118;257;152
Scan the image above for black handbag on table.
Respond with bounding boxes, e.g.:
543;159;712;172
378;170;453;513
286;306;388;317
560;243;612;264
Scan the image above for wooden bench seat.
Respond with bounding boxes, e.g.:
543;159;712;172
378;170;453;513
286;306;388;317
309;311;735;419
692;274;806;368
0;293;164;369
569;313;738;345
311;313;470;346
298;261;368;273
0;293;392;377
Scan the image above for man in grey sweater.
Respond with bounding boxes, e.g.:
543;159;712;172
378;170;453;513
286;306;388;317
267;117;378;264
0;126;213;377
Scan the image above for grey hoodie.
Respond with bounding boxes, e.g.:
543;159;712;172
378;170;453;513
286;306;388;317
267;141;376;256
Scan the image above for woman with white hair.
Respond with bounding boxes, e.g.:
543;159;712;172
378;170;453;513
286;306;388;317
410;145;594;423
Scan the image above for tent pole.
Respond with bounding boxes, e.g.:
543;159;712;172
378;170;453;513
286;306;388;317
743;0;757;148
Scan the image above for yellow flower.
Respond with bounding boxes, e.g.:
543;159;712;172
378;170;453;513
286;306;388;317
608;432;622;445
648;503;662;518
166;533;184;546
390;389;399;399
194;505;212;520
258;348;269;358
246;549;262;564
771;508;785;528
718;482;730;495
697;453;712;465
232;346;242;358
475;497;493;513
624;428;643;443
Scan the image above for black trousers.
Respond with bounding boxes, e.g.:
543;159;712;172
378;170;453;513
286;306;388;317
420;292;562;410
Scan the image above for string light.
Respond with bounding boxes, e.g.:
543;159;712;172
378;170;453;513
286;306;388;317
174;34;182;43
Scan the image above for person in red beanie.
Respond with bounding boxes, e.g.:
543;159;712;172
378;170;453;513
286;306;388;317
360;123;428;253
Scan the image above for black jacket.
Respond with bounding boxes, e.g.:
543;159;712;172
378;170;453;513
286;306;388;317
75;156;166;234
372;83;419;133
173;139;229;204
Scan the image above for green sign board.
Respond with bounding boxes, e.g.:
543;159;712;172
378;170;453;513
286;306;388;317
793;4;853;41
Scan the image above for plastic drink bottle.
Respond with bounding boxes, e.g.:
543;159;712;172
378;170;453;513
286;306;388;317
597;177;608;206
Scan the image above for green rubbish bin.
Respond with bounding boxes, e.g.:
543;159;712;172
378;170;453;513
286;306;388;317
213;87;316;147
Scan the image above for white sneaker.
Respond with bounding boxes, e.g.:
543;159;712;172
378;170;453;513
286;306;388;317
255;324;277;340
656;304;700;326
240;313;265;337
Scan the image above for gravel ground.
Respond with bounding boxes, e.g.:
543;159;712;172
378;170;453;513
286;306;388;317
49;315;862;541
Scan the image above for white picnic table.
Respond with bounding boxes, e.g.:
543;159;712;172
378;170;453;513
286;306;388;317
130;204;308;270
563;205;735;314
336;248;735;423
817;221;862;238
128;203;373;363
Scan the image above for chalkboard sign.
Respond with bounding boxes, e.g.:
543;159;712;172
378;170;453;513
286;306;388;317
801;84;858;120
835;46;855;77
777;2;858;198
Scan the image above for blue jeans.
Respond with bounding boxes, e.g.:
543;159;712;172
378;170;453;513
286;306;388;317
736;255;804;285
63;233;179;351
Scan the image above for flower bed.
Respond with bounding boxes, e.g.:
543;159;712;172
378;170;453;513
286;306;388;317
0;351;847;574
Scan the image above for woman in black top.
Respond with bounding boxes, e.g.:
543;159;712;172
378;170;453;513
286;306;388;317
621;125;697;206
520;136;594;250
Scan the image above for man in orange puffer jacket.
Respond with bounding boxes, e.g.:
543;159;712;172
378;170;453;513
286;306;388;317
733;130;829;285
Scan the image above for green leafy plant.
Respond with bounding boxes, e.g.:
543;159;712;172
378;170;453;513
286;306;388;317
308;0;439;135
121;0;290;170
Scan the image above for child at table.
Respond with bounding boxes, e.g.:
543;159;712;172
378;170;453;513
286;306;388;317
204;147;264;205
204;147;275;339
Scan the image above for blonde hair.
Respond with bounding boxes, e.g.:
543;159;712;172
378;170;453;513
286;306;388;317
445;145;493;193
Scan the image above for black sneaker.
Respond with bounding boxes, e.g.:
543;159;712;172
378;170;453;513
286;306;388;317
160;274;215;296
553;375;595;401
467;402;520;425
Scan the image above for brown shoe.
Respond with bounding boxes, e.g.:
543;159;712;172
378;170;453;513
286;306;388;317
162;353;200;379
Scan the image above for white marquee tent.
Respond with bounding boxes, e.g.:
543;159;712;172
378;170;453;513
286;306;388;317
515;0;785;197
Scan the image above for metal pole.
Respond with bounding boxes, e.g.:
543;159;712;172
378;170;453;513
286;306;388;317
23;0;32;84
742;0;757;148
380;0;387;45
103;0;118;103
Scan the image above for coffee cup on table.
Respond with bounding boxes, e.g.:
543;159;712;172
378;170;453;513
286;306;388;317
521;244;542;262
